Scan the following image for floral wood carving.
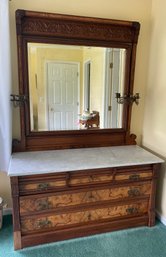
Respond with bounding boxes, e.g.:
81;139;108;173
16;10;139;44
21;20;134;42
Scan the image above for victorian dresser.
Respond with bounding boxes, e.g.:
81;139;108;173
9;145;163;249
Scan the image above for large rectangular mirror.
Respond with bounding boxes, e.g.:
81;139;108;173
13;9;140;151
28;43;126;131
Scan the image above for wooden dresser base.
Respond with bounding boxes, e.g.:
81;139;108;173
11;163;160;250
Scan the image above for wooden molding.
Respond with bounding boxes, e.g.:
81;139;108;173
16;10;140;43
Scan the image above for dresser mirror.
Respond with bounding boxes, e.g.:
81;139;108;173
28;43;126;131
14;9;140;151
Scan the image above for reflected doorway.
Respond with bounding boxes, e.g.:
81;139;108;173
46;61;80;130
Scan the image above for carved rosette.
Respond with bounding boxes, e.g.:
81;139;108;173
125;133;137;145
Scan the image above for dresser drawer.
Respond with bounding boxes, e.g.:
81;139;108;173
68;169;114;187
20;182;151;215
115;168;153;182
21;200;149;233
19;173;68;195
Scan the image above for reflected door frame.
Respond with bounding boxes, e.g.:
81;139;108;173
104;48;125;128
45;61;80;130
83;60;91;112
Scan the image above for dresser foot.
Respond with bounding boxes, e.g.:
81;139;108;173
14;231;22;250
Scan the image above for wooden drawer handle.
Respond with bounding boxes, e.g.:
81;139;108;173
129;174;140;181
37;200;50;210
128;188;140;197
88;195;94;199
126;207;138;214
37;183;50;190
87;213;92;221
36;219;52;228
88;192;95;200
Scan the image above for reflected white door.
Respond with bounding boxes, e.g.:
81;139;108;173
47;62;79;130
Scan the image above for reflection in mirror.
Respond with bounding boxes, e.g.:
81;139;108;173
28;43;126;131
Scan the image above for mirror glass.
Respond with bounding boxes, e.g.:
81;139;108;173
28;43;126;131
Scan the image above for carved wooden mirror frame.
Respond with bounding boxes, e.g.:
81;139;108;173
13;9;140;152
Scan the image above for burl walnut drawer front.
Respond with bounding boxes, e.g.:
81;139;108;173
19;182;151;215
19;174;67;195
21;200;148;233
68;172;113;186
115;169;152;182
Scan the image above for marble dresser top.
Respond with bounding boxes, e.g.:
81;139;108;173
8;145;164;177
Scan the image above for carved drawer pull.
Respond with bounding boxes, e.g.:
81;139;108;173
128;188;140;197
90;175;94;181
129;174;140;181
87;213;92;221
36;219;52;228
88;192;95;200
126;207;138;214
37;183;50;190
88;195;94;199
37;199;50;210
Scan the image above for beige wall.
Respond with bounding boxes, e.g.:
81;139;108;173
3;0;152;209
0;172;12;209
142;0;166;221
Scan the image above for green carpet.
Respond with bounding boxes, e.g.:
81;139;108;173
0;215;166;257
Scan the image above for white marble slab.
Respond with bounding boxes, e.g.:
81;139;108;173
8;145;164;177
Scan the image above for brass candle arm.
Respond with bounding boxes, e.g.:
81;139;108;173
115;93;140;105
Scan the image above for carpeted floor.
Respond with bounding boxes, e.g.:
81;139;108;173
0;215;166;257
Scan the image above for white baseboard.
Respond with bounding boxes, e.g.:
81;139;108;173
156;210;166;226
3;208;12;216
